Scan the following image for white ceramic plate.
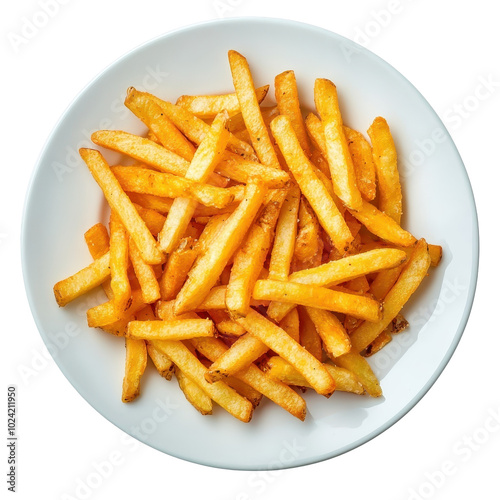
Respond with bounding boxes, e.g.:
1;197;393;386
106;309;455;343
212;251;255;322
22;18;478;470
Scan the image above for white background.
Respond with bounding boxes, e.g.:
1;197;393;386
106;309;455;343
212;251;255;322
2;1;499;499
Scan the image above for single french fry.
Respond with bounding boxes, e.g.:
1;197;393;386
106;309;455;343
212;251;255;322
87;289;146;328
271;115;353;253
122;337;148;402
125;87;196;161
429;244;443;267
111;166;234;209
205;333;269;383
225;190;285;317
236;309;336;397
129;237;160;304
332;352;382;397
175;366;213;415
294;197;322;264
158;111;231;254
79;149;163;264
348;200;416;247
344;126;377;201
127;319;214;340
175;182;267;314
216;320;247;337
159;237;198;301
314;79;363;210
367;117;402;223
305;112;327;157
53;252;111;307
228;50;281;169
216;151;290;188
84;223;110;259
362;330;392;357
267;184;301;281
254;279;382;322
305;307;351;358
266;247;407;322
223;375;262;408
109;212;131;313
350;238;431;353
265;356;364;395
275;70;311;156
147;341;174;380
152;339;254;422
370;262;406;300
192;337;307;420
297;306;323;361
176;85;269;119
279;308;300;343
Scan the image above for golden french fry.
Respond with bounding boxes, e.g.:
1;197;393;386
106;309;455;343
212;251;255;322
236;309;336;397
84;223;110;259
216;151;290;188
127;319;214;340
362;330;392;357
297;305;323;361
205;333;269;383
267;184;301;281
87;289;146;328
350;238;431;353
158;111;231;254
254;279;382;322
344;126;377;201
429;244;443;267
129;238;160;304
225;190;285;317
279;308;300;343
266;247;407;322
332;352;381;397
53;252;110;307
111;166;234;209
348;200;416;247
109;212;131;313
147;341;174;380
152;339;254;422
125;87;196;161
176;84;269;119
271;115;353;253
294;196;322;264
304;307;351;358
228;50;281;169
79;149;163;264
192;337;307;420
122;337;147;402
305;112;327;157
265;356;364;395
159;237;198;301
215;320;247;337
175;366;213;415
367;117;402;223
175;182;267;314
275;70;311;156
314;78;363;210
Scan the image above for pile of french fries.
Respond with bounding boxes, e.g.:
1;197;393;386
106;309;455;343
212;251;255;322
53;50;441;422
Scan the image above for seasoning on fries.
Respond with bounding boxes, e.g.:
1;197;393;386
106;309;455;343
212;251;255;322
53;49;441;422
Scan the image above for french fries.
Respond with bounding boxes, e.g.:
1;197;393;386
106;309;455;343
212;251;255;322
53;50;441;422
